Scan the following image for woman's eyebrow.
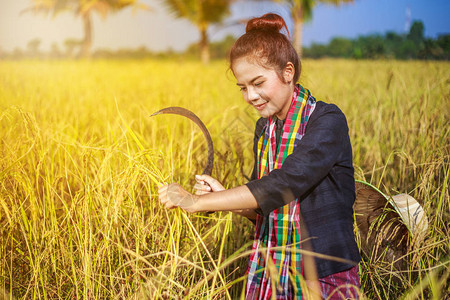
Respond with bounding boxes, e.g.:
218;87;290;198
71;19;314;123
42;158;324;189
237;75;264;86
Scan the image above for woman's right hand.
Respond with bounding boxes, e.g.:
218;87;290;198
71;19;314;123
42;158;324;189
194;174;225;195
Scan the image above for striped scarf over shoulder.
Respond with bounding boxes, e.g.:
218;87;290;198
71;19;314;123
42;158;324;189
246;84;316;300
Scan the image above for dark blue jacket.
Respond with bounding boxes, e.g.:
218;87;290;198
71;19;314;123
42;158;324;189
246;101;361;278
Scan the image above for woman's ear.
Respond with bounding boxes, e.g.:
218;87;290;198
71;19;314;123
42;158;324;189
283;62;295;84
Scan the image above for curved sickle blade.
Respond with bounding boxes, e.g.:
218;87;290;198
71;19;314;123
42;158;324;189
151;106;214;176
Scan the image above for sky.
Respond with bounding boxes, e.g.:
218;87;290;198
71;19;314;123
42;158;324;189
0;0;449;53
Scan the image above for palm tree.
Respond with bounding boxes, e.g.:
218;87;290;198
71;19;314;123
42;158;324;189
163;0;231;64
277;0;353;57
27;0;150;58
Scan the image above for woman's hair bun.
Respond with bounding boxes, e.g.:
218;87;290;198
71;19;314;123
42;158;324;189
230;13;300;83
246;13;286;34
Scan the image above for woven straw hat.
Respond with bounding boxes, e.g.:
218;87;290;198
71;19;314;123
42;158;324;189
390;193;428;242
354;181;428;269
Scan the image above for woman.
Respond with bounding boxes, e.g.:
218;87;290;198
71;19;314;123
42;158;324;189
159;13;361;300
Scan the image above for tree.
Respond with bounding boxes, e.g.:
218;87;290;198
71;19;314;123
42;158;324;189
327;37;352;57
354;35;386;59
163;0;231;64
301;22;449;60
27;38;42;57
64;38;81;58
407;20;425;46
384;31;402;58
436;34;450;60
27;0;150;58
50;42;63;58
303;42;327;58
276;0;353;57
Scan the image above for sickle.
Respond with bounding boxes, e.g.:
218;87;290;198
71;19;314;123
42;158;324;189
150;106;214;176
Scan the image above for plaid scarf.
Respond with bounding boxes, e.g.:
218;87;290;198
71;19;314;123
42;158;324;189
245;84;316;300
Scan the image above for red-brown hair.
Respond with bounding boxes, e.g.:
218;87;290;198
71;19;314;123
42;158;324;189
229;13;301;83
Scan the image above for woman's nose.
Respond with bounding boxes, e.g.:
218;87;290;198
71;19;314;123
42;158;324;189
247;87;260;102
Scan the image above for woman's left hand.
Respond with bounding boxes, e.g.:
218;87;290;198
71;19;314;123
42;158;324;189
158;183;199;213
194;174;225;195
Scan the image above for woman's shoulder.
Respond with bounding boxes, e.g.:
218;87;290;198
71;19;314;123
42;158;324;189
314;100;344;114
310;101;347;122
307;100;350;136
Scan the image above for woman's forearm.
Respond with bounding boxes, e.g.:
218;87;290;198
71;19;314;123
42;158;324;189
194;185;259;213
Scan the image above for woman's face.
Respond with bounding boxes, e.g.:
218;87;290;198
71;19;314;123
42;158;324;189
232;57;295;120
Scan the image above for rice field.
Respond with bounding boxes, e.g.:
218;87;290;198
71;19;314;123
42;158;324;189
0;58;449;299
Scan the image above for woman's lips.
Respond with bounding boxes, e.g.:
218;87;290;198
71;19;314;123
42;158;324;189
254;102;267;111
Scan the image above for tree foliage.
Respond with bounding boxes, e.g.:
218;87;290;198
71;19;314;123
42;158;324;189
27;0;150;57
275;0;353;57
26;38;42;57
303;21;449;60
163;0;231;64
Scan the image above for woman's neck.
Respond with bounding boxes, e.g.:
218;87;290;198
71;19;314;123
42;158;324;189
275;84;296;120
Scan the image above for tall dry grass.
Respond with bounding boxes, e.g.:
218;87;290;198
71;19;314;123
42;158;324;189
0;59;448;299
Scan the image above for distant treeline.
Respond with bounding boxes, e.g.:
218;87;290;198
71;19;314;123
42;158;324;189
185;20;449;60
0;43;179;60
1;21;448;60
303;21;449;60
